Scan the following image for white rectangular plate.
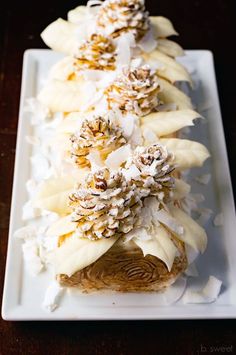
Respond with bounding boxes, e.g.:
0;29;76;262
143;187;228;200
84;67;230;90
2;49;236;320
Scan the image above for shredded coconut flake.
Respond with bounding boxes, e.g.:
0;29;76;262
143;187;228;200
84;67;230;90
82;70;116;88
26;179;37;198
42;281;64;312
24;98;50;125
22;239;44;276
87;151;104;172
182;193;205;215
22;200;42;221
116;33;134;69
105;144;132;170
213;213;223;227
26;135;40;146
31;154;50;181
195;208;213;226
195;173;211;185
163;276;187;305
129;125;143;146
138;27;157;53
185;244;199;264
183;276;222;304
124;227;151;243
118;113;136;138
14;225;37;240
153;209;184;235
121;164;140;181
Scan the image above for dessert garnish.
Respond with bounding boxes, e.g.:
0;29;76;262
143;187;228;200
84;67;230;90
105;64;161;116
70;116;127;168
74;33;116;71
69;143;174;240
12;0;219;312
126;144;175;198
96;0;150;40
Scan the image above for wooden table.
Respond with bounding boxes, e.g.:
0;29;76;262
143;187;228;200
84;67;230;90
0;1;235;354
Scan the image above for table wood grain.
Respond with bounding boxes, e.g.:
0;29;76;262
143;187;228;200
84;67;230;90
0;1;235;354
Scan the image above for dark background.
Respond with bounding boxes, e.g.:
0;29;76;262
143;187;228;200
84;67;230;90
0;1;235;354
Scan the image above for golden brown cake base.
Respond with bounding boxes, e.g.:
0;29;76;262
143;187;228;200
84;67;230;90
58;237;187;292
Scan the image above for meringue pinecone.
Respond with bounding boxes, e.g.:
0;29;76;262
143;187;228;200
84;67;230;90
127;144;175;202
69;144;175;240
69;168;143;240
106;65;161;116
96;0;150;40
74;34;116;71
70;116;127;168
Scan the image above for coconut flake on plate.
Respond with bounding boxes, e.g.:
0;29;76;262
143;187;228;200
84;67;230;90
163;276;187;305
42;235;60;254
44;211;60;224
24;97;51;125
31;153;50;182
195;207;213;226
26;179;38;198
172;179;191;201
42;280;64;313
183;276;222;304
195;173;211;185
213;213;223;227
25;135;41;146
15;225;47;275
22;239;44;276
105;144;132;170
22;200;42;221
181;193;205;215
14;225;37;240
